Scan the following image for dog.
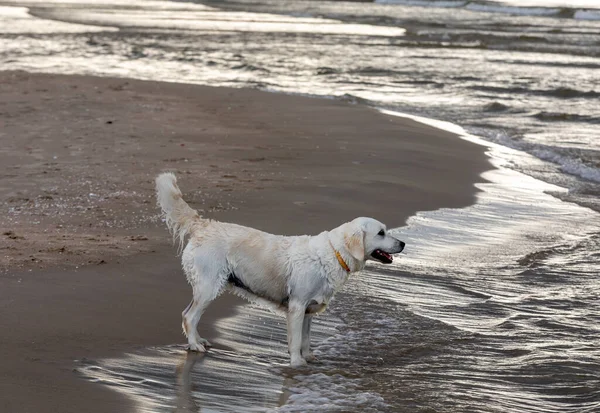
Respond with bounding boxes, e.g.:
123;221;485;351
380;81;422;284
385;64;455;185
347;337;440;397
155;172;405;367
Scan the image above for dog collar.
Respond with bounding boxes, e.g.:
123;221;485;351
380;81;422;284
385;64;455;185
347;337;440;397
329;240;351;273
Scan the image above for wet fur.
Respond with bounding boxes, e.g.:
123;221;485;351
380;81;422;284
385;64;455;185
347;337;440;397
156;172;404;367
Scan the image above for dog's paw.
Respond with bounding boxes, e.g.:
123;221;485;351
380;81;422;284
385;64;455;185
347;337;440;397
186;342;207;352
290;356;308;368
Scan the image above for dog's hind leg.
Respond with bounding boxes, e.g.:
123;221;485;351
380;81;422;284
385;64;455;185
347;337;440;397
182;268;225;352
181;300;194;337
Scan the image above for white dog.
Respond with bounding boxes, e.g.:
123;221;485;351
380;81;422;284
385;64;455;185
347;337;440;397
156;172;405;367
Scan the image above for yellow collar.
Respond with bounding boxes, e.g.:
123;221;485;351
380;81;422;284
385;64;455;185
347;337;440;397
329;240;351;273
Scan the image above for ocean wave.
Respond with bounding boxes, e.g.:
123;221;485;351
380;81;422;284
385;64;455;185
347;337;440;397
349;66;394;76
471;85;600;99
575;9;600;21
549;87;600;98
375;0;600;21
376;0;467;8
533;111;600;123
315;66;338;75
539;85;594;97
483;101;511;112
517;248;556;268
518;232;600;270
465;3;565;17
530;147;600;183
482;130;600;183
231;63;269;72
497;60;600;70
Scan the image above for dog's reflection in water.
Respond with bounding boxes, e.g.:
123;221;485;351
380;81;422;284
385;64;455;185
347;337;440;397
174;352;203;413
173;350;294;412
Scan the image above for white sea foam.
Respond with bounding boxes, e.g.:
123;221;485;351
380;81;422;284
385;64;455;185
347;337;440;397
0;6;117;33
28;7;405;37
475;128;600;185
529;147;600;183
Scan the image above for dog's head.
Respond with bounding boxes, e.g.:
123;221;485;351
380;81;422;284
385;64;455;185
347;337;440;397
332;217;405;265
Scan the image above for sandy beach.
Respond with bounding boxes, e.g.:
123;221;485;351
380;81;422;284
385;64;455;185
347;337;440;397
0;71;490;412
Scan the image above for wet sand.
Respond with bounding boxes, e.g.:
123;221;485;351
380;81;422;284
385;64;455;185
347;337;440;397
0;71;490;412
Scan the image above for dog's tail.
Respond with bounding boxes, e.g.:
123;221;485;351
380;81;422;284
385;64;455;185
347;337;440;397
155;172;201;250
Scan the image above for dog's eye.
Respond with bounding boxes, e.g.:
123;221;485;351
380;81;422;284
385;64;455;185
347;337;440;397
378;230;385;236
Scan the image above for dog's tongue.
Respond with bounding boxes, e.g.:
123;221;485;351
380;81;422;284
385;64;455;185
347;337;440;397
380;251;392;261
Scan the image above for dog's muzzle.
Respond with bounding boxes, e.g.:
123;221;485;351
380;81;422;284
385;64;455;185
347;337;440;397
370;239;405;264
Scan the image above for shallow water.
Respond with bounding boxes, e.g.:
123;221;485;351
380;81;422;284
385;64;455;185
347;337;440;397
1;1;599;411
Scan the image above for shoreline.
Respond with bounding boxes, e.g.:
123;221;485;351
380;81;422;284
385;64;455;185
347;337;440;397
0;71;491;412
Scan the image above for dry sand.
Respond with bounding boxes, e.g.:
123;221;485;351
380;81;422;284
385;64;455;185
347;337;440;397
0;71;490;412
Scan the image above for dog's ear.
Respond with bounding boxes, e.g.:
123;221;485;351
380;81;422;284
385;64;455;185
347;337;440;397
344;226;365;262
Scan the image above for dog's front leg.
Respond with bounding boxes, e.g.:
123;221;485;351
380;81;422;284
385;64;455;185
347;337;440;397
286;301;307;367
301;315;316;362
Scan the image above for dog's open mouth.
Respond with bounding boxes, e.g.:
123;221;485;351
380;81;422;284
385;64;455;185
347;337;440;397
371;249;393;264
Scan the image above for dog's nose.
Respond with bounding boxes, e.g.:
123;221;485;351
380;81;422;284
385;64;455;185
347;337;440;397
399;241;406;251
